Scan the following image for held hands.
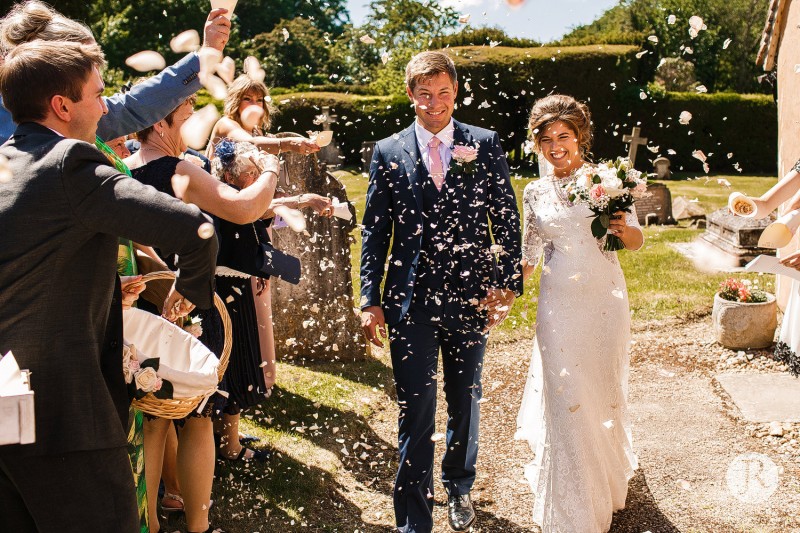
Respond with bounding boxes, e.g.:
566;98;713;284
202;9;232;52
120;275;146;311
479;288;515;332
361;306;387;348
162;284;196;322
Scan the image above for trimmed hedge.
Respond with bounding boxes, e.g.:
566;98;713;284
269;45;777;173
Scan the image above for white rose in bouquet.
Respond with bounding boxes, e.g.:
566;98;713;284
134;367;161;393
600;173;623;190
575;173;593;190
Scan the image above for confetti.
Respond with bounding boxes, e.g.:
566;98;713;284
678;111;693;125
170;29;200;53
216;56;236;85
695;84;708;93
692;149;707;163
458;14;471;24
603;420;614;429
243;55;267;83
359;35;376;45
667;14;677;24
381;52;390;65
181;104;220;150
647;35;659;44
125;51;166;72
723;38;732;49
430;432;445;442
688;15;705;38
282;28;290;42
197;222;215;239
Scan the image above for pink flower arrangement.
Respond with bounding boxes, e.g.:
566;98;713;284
452;144;478;173
590;184;606;200
718;278;768;303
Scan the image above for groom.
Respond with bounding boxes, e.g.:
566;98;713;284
360;51;522;532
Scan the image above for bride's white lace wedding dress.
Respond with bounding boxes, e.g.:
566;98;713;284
515;173;640;533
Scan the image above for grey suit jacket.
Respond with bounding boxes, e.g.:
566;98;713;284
0;123;217;456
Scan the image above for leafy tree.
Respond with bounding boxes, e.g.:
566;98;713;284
559;0;770;93
249;17;343;89
432;26;541;49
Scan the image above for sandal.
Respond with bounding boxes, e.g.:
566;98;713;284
218;447;271;463
238;433;260;445
161;492;184;513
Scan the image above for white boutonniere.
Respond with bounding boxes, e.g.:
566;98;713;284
452;144;479;174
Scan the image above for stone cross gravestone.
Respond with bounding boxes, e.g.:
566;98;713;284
623;127;648;169
361;141;377;172
313;106;342;170
701;208;775;266
270;133;366;360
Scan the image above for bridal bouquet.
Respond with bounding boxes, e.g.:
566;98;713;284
564;158;649;251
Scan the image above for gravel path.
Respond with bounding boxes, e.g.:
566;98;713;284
456;314;800;533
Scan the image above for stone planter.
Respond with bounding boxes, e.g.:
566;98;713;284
712;292;777;350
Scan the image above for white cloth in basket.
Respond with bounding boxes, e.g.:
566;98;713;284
123;307;220;399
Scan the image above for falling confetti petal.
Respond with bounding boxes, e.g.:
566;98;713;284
692;149;707;162
381;52;390;65
667;14;677;25
198;47;222;80
181;104;220;150
243;56;266;83
647;35;659;43
359;35;376;45
170;29;200;53
489;40;501;48
723;38;732;49
695;85;707;93
240;106;265;130
201;72;228;100
197;222;215;239
679;111;693;125
611;289;624;299
431;432;445;442
210;0;237;19
603;420;614;429
688;15;705;38
273;205;306;232
313;130;333;147
458;14;471;24
125;51;166;72
216;56;235;85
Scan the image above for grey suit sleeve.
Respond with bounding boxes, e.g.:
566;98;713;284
486;132;524;296
96;53;202;141
59;141;217;309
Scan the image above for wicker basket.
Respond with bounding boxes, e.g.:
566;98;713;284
129;271;232;419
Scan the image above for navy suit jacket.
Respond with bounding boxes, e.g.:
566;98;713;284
360;120;523;326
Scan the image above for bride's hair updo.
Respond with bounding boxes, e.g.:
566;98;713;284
528;94;593;157
0;1;94;54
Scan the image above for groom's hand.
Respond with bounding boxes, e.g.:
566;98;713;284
361;306;387;348
480;288;515;332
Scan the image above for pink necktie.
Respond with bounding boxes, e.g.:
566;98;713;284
428;137;445;191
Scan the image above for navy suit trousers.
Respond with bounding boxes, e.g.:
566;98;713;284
389;315;487;533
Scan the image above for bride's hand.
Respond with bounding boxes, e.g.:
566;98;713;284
608;210;627;236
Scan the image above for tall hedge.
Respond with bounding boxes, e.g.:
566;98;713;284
270;45;777;174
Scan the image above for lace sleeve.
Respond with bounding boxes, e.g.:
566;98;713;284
522;184;545;267
625;203;644;250
793;158;800;173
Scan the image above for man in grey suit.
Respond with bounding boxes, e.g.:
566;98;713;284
0;41;217;532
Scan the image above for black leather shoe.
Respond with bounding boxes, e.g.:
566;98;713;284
447;493;476;531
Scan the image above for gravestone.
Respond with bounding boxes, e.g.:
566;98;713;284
701;208;775;266
653;156;671;179
361;141;377;173
623;127;648;169
313;106;342;170
635;182;675;225
270;132;366;360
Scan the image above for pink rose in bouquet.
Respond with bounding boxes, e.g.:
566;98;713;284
452;144;479;173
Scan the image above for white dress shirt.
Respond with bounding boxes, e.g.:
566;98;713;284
415;119;454;175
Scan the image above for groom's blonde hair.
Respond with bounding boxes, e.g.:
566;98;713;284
405;51;457;92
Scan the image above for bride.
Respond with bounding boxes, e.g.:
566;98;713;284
515;95;643;533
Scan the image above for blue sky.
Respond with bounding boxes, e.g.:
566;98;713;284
345;0;620;42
